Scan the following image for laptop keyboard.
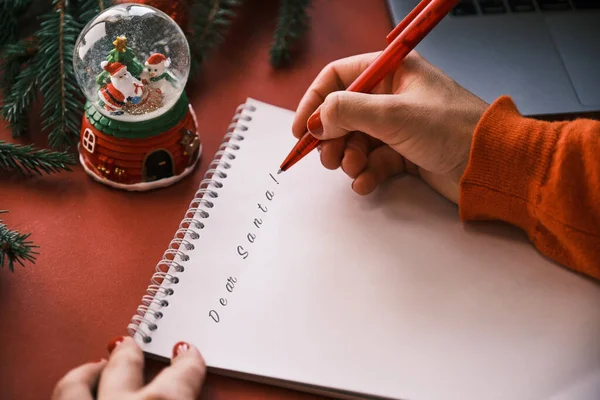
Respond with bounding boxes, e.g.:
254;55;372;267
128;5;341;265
451;0;599;15
509;0;536;12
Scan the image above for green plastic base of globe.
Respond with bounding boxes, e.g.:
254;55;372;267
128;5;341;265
84;91;190;139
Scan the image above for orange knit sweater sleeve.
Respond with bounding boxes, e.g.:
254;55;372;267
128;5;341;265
459;95;600;281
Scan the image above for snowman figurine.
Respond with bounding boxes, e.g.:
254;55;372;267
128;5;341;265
141;53;177;96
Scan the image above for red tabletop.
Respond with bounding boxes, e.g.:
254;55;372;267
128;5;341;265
0;1;393;399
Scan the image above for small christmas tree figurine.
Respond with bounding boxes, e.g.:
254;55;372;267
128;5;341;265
73;4;201;191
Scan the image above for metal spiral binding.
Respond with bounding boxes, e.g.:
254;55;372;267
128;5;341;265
127;102;257;343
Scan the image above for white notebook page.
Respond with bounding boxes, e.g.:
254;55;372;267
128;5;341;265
136;98;600;400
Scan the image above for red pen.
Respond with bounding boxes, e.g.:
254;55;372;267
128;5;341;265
278;0;459;173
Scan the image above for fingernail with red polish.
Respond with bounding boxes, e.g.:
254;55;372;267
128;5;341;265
107;336;124;354
172;341;190;359
307;113;323;137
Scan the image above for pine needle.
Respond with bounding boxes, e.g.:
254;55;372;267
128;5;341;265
0;0;32;48
75;0;111;26
188;0;242;75
0;38;39;137
0;0;36;135
270;0;311;68
0;211;38;272
36;0;86;150
0;140;76;175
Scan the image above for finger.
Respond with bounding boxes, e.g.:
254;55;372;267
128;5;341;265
341;132;370;179
292;52;382;138
141;342;206;400
52;360;107;400
98;336;144;394
367;135;384;149
319;137;346;170
352;145;405;195
313;91;404;144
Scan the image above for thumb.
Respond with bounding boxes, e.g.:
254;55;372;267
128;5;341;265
308;91;403;143
141;341;206;400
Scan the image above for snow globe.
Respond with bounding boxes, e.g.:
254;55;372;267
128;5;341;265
73;3;202;190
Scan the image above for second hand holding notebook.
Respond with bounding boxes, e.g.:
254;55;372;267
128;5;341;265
127;98;600;400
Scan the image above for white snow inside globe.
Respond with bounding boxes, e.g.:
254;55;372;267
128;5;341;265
73;3;190;122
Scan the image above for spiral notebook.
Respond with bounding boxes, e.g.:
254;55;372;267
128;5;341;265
128;98;600;400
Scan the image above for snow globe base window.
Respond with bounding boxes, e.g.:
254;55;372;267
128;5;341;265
73;4;201;191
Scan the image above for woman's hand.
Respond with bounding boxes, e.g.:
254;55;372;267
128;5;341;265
292;51;488;204
52;337;206;400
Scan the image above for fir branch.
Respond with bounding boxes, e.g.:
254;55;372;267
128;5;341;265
0;211;38;272
0;140;76;175
188;0;242;75
270;0;311;68
0;38;40;137
0;0;33;48
36;0;85;150
73;0;111;26
1;0;110;144
0;0;35;113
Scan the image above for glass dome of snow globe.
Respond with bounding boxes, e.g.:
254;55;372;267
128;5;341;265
73;3;190;122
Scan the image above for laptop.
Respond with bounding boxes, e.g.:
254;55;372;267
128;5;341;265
385;0;600;116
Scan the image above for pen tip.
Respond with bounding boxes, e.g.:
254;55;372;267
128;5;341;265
277;169;283;175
